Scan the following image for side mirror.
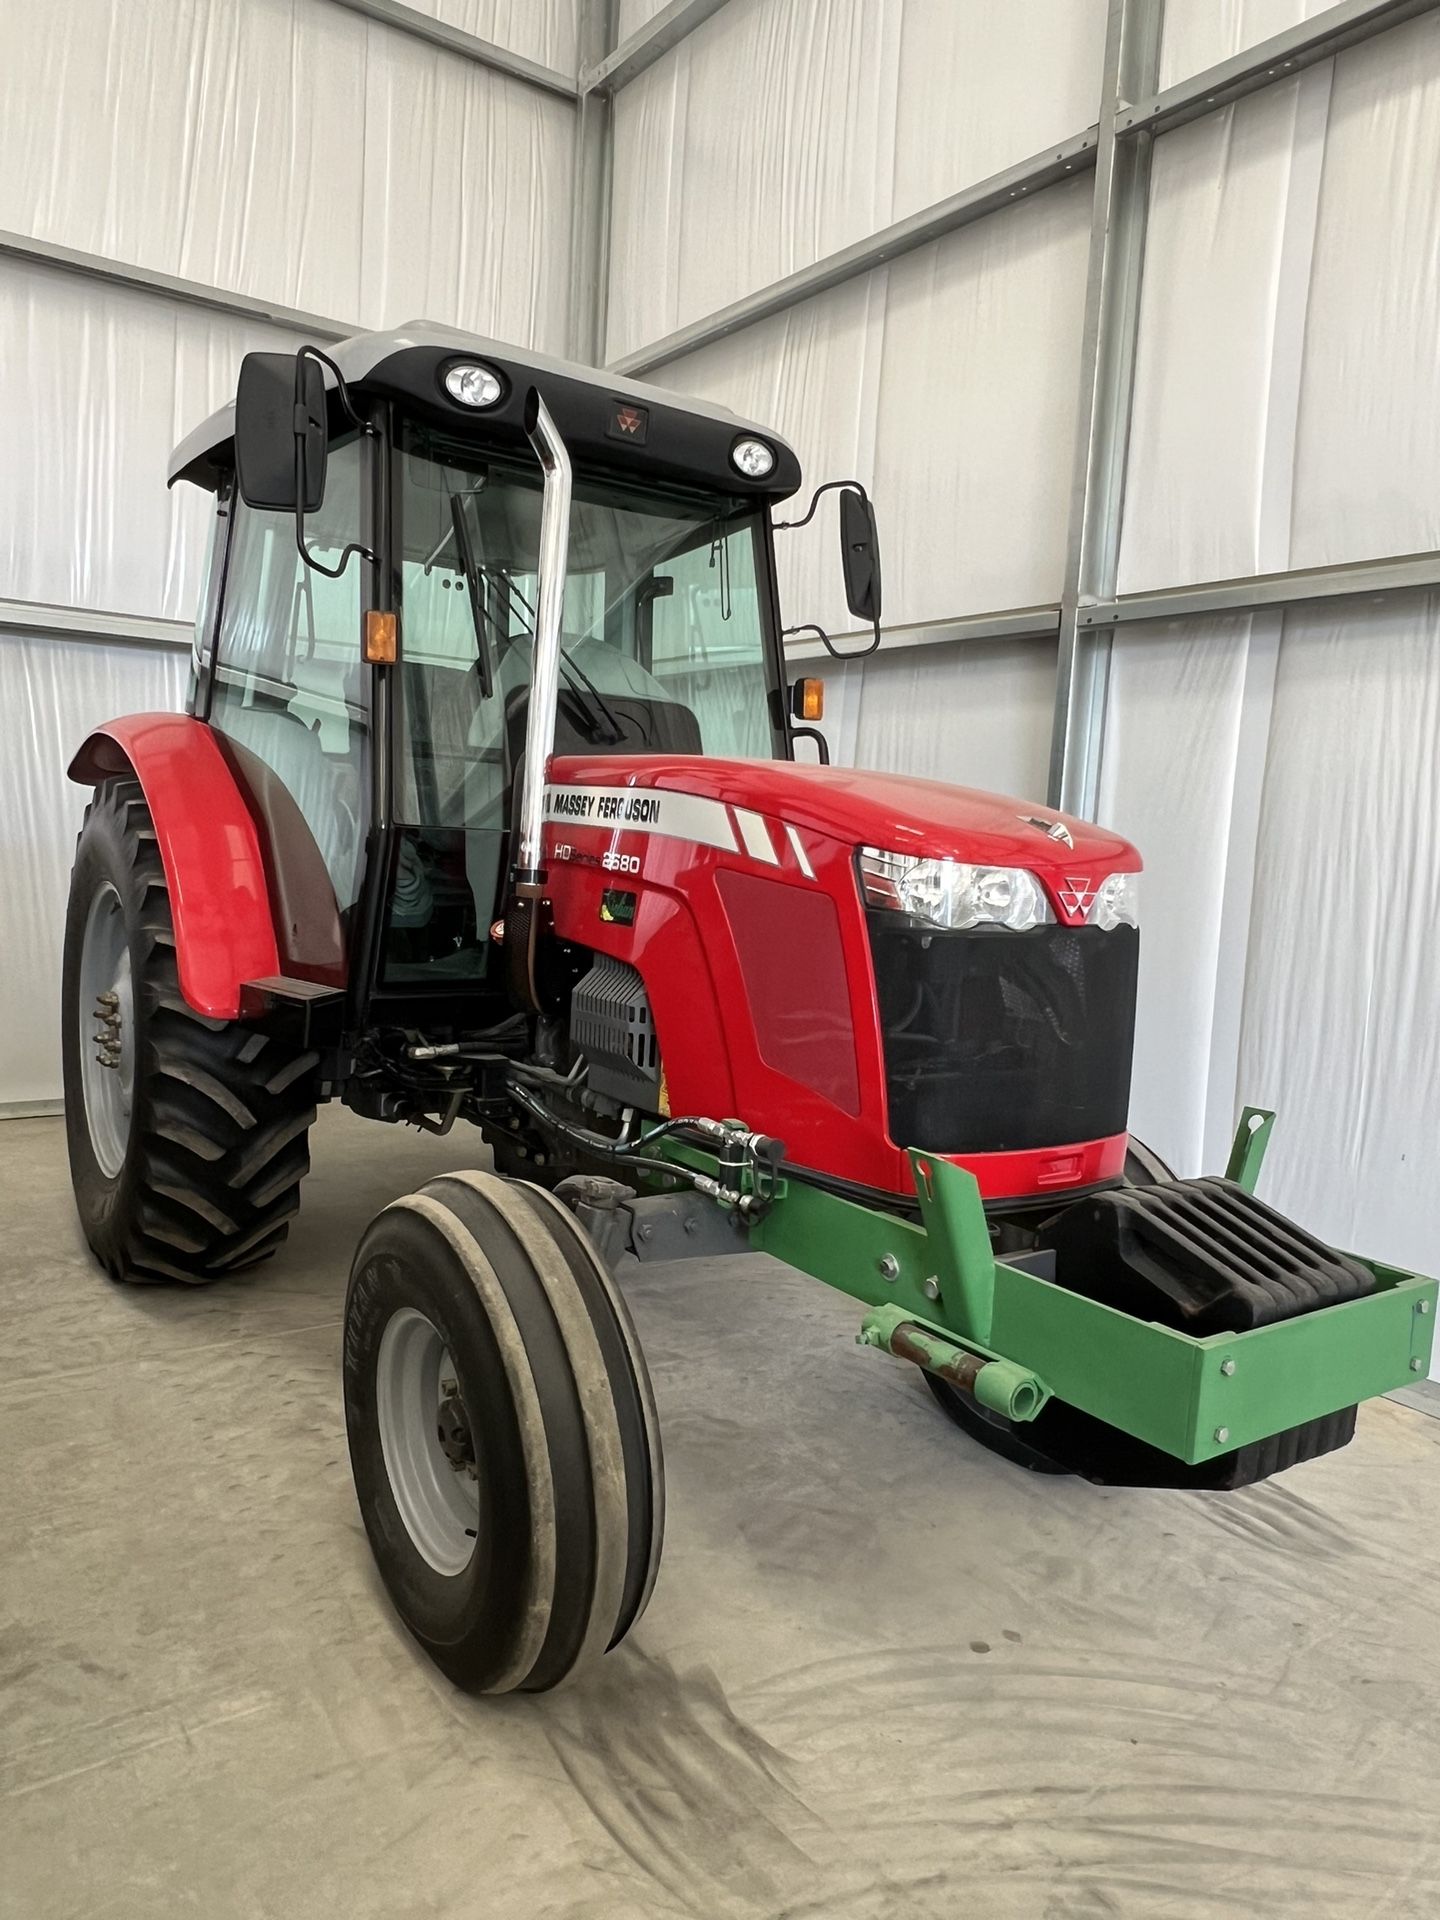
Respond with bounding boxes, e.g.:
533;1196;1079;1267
839;486;881;625
772;479;883;658
235;350;327;512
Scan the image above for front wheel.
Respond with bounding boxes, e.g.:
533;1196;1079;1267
343;1170;663;1693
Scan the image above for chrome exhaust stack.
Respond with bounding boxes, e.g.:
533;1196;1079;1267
505;387;573;1010
514;385;573;891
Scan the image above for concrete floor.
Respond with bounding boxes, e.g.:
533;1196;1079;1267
4;1107;1440;1919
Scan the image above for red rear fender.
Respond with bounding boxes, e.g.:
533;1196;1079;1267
68;714;280;1019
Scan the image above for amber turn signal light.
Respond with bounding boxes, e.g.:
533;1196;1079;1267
363;610;397;664
789;677;824;722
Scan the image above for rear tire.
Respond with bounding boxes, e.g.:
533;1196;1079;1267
61;775;316;1283
343;1170;663;1693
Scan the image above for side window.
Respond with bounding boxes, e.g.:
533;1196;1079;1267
648;527;771;757
209;434;367;913
186;490;231;716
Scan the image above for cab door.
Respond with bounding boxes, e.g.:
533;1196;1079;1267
205;430;370;985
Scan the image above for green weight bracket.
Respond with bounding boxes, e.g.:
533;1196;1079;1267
1225;1106;1276;1193
661;1115;1437;1466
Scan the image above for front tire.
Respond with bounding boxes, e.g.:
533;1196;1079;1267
61;775;317;1283
343;1170;663;1693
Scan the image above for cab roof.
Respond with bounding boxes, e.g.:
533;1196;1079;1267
167;319;802;502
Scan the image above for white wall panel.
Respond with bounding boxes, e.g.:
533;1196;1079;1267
607;0;1105;361
849;637;1058;801
608;0;899;362
875;181;1091;625
663;181;1092;637
0;634;188;1109
1118;74;1327;592
891;0;1106;221
1122;14;1440;592
1096;619;1254;1175
356;24;575;345
1289;10;1440;567
1157;0;1327;89
1236;593;1440;1279
0;260;305;622
0;0;575;344
404;0;579;72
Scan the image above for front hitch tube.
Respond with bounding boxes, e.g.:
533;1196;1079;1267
858;1303;1050;1423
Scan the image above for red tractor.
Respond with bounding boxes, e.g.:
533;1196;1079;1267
63;324;1434;1693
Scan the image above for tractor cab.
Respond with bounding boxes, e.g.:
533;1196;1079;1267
168;323;849;1039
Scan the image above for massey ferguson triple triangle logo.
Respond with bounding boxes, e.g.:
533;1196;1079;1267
1057;876;1095;920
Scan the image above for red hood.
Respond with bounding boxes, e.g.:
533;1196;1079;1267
550;754;1140;873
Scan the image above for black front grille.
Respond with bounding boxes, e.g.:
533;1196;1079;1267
867;915;1138;1154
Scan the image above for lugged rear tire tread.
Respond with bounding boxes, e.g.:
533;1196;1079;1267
63;776;317;1285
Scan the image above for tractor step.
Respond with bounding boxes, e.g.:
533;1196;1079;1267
239;975;345;1048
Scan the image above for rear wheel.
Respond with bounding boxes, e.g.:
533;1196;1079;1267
343;1170;662;1693
61;775;317;1283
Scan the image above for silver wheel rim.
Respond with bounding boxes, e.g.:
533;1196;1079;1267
376;1308;481;1576
78;881;135;1180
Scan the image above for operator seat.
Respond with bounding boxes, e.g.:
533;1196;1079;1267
216;691;363;911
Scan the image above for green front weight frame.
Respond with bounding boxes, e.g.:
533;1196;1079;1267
661;1107;1436;1466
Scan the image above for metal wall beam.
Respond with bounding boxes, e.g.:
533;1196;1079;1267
322;0;579;98
783;607;1061;663
0;228;353;342
1080;551;1440;626
1048;0;1163;816
609;128;1100;376
0;597;191;651
568;1;619;361
582;0;733;94
1117;0;1440;140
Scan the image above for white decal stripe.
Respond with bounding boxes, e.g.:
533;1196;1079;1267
784;823;816;880
543;784;737;852
733;807;780;865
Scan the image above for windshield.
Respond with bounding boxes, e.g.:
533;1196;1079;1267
380;419;779;985
395;421;777;832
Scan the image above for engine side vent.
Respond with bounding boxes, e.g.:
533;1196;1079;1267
570;955;661;1107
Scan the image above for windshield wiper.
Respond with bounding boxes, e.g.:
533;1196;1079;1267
448;494;495;701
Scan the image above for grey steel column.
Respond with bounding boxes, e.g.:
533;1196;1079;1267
568;0;618;363
1048;0;1165;817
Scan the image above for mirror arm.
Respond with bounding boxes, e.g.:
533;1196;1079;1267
790;725;830;765
772;477;870;534
292;344;378;580
782;622;881;662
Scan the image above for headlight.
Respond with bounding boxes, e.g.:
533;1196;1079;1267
860;848;1054;932
731;436;776;479
1088;871;1139;930
444;361;503;408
